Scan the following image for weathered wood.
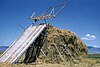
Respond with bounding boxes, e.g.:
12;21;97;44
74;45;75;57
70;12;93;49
0;24;46;63
23;28;47;63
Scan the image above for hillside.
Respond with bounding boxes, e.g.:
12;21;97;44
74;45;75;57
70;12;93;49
0;46;8;52
88;46;100;54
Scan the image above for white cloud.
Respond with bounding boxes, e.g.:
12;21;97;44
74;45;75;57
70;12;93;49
93;45;97;48
81;34;96;40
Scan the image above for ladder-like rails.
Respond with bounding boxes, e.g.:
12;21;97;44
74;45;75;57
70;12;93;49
0;24;46;63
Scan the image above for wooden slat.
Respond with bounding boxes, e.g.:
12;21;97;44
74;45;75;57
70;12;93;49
0;24;46;63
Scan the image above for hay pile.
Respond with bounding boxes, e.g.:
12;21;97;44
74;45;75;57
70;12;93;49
37;25;88;63
20;24;88;64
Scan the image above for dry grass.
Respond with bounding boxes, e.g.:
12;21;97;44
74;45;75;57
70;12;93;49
0;53;100;67
0;59;100;67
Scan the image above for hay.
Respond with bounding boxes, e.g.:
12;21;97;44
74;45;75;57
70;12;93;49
38;25;88;63
19;25;88;64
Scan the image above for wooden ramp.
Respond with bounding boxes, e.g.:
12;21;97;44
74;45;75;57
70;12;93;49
0;24;46;63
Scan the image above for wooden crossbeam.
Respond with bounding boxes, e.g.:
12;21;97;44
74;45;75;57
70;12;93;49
29;3;66;22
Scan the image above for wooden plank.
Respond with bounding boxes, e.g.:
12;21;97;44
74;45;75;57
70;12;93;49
0;24;46;63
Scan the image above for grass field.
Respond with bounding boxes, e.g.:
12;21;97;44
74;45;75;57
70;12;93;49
0;53;100;67
88;54;100;59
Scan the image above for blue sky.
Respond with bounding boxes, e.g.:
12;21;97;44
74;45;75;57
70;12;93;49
0;0;100;48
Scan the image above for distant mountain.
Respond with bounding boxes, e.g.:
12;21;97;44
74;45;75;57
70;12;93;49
0;46;8;52
87;46;100;54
